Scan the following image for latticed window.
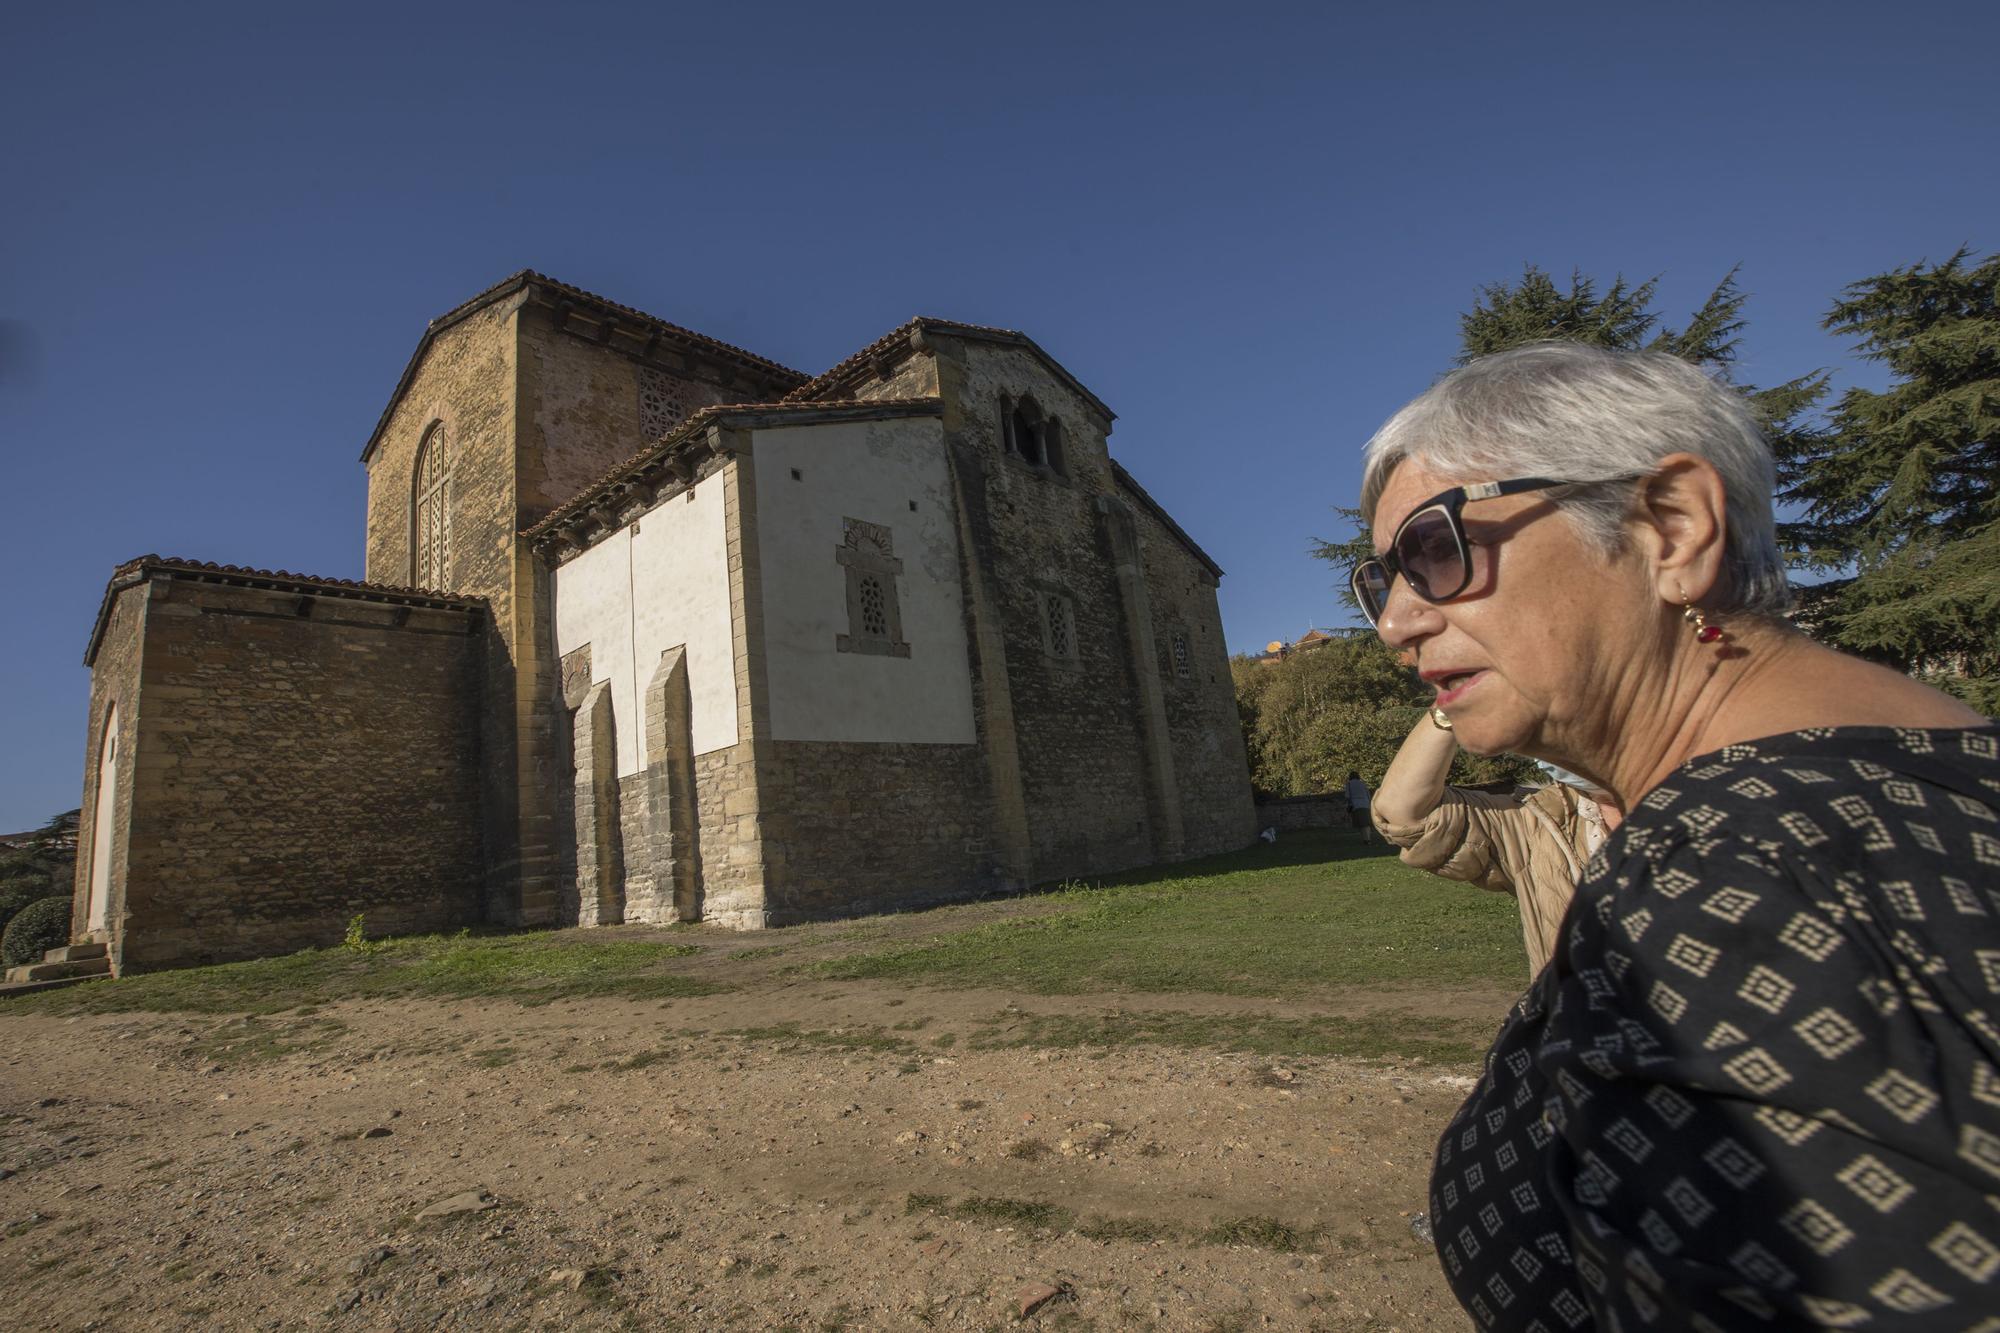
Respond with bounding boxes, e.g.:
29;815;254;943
1172;631;1192;680
859;575;888;638
836;517;909;658
638;367;693;441
413;424;451;590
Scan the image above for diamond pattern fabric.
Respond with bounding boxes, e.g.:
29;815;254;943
1431;726;2000;1329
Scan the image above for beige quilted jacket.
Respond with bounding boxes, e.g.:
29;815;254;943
1372;783;1608;978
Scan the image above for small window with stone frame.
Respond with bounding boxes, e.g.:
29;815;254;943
1038;587;1078;662
835;517;910;658
999;393;1066;476
1170;628;1193;681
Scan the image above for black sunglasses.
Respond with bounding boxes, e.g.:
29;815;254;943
1350;477;1568;628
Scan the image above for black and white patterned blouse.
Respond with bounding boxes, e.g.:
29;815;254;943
1431;726;2000;1330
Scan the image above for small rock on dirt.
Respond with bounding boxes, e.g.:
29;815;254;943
415;1189;497;1220
548;1268;587;1290
1015;1280;1067;1319
346;1246;394;1276
362;1126;392;1139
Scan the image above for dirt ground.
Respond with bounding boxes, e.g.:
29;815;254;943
0;919;1515;1332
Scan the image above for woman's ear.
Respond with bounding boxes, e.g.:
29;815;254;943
1631;453;1729;604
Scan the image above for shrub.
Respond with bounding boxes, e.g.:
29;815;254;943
0;879;47;936
2;896;73;968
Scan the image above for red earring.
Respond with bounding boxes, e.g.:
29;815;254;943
1684;601;1724;644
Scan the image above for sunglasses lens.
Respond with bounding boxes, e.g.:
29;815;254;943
1352;561;1392;625
1394;506;1465;601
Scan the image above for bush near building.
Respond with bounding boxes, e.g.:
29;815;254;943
3;895;73;968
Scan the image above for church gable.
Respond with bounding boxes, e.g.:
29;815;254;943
362;295;520;596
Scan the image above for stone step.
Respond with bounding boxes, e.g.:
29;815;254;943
44;941;108;963
0;972;109;999
5;956;112;984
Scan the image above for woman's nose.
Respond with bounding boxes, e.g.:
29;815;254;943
1374;577;1440;649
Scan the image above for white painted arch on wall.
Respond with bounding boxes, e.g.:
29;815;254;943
552;475;737;777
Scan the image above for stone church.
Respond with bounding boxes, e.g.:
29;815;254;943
71;272;1255;972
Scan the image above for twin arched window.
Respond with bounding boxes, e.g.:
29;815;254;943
1001;394;1065;474
413;423;451;590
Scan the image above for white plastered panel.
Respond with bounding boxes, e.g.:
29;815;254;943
754;418;975;744
552;476;737;776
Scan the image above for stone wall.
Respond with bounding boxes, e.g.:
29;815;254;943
848;349;939;403
101;573;485;972
1131;484;1258;856
515;304;765;523
758;739;997;922
1254;795;1342;831
359;295;529;922
937;338;1166;884
689;743;764;926
72;579;147;956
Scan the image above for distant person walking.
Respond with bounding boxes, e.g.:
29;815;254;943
1342;770;1373;840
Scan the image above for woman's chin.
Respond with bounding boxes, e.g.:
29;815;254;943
1448;716;1525;758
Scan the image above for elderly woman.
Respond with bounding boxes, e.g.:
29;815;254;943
1352;342;1997;1328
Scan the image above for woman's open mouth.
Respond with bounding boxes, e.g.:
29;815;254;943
1431;670;1486;709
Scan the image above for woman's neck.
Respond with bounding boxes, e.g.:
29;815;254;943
1595;621;1985;808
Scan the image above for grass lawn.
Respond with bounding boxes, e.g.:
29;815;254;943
10;832;1526;1048
11;931;722;1016
808;829;1527;997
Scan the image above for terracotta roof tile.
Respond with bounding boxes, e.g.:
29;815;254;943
779;319;924;404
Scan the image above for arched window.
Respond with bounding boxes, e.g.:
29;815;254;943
1000;394;1064;475
413;423;451;590
1010;401;1046;466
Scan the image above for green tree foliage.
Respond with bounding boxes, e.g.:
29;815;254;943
1774;248;1999;711
0;850;56;896
1;896;72;968
1231;636;1537;796
1312;266;1827;601
0;808;79;906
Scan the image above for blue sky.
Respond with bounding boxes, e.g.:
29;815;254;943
2;0;1993;830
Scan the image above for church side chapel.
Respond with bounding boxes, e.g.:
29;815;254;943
72;272;1256;973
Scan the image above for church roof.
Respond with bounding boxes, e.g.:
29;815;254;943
358;271;812;464
84;556;487;666
782;317;1116;424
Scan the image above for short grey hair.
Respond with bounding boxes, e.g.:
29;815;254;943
1358;342;1790;616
